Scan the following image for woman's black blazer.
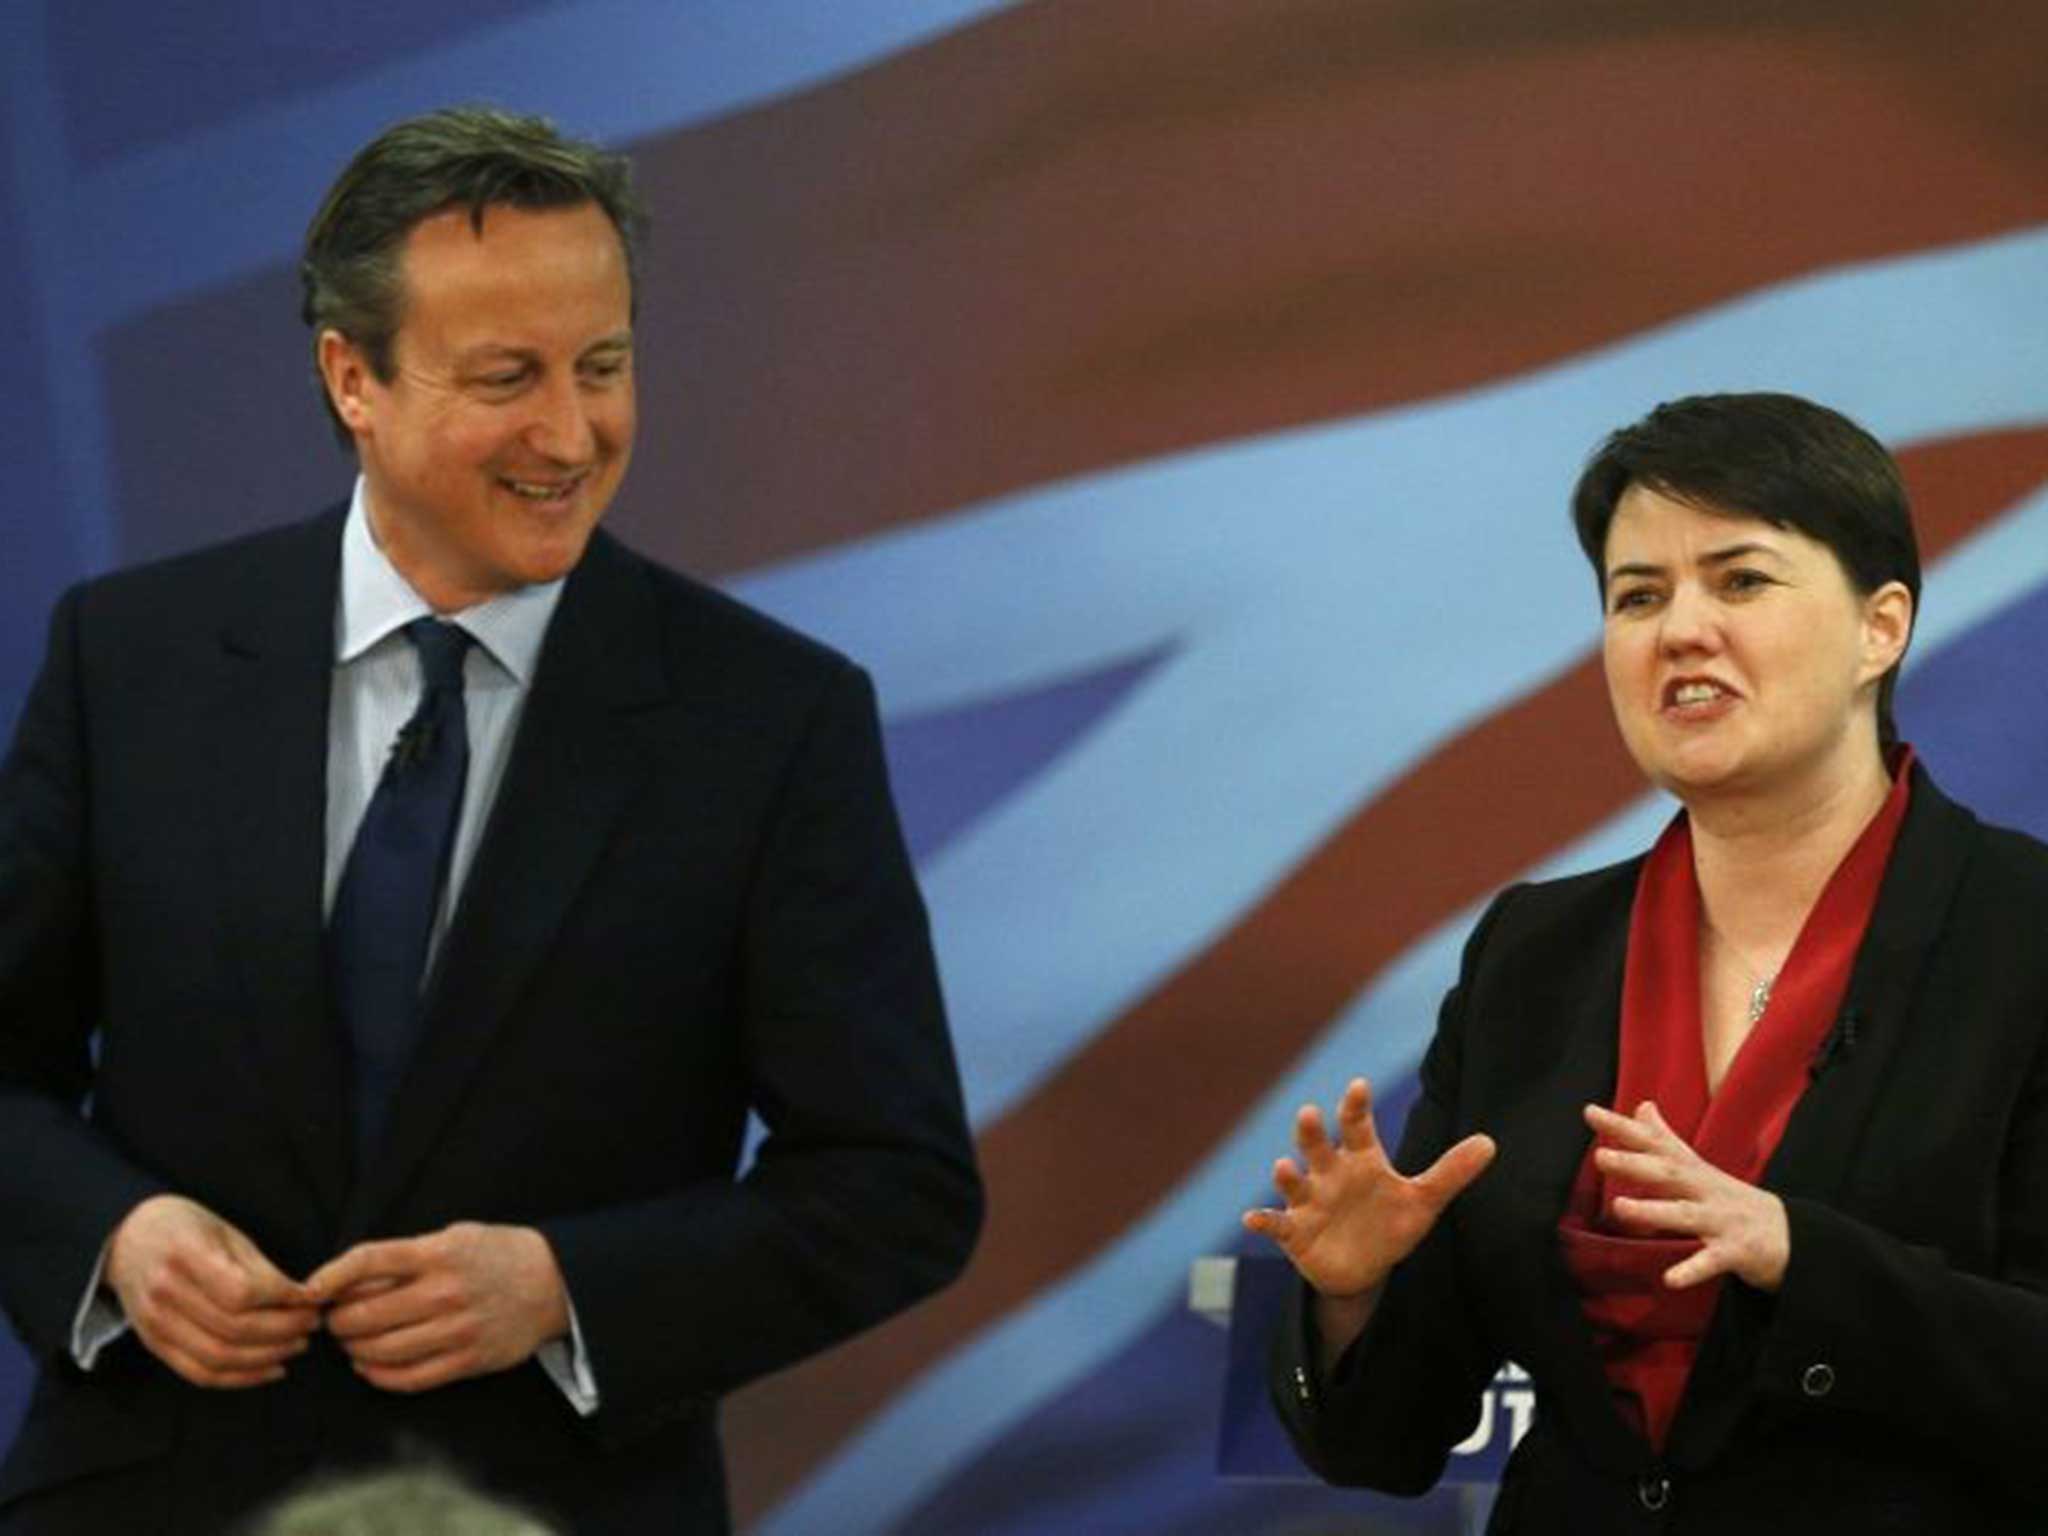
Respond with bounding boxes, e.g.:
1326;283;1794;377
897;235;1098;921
1271;764;2048;1534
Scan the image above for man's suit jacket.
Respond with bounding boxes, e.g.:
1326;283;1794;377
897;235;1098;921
0;507;983;1532
1272;764;2048;1534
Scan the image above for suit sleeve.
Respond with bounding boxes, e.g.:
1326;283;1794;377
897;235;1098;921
1268;889;1516;1493
0;587;167;1358
536;659;981;1437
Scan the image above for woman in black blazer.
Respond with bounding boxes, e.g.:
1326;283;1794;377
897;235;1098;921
1246;393;2048;1533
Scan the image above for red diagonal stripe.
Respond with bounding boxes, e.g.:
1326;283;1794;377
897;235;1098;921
610;0;2048;577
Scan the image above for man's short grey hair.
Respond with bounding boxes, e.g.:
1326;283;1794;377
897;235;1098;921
245;1463;562;1536
300;104;644;446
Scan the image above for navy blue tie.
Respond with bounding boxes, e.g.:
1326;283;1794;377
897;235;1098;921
331;619;474;1159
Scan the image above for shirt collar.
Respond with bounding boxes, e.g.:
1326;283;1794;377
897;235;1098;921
335;477;565;684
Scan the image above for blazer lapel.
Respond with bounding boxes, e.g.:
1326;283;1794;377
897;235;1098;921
1760;766;1975;1200
212;508;354;1222
341;534;667;1237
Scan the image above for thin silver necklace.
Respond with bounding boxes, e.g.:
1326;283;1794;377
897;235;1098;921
1707;924;1781;1025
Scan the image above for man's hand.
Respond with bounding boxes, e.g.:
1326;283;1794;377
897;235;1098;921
1587;1100;1792;1292
307;1222;571;1394
103;1194;319;1388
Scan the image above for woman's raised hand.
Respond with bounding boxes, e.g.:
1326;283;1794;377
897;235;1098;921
1586;1100;1791;1291
1243;1077;1497;1300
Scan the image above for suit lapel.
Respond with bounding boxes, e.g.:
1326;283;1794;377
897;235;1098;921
341;534;667;1237
212;508;354;1221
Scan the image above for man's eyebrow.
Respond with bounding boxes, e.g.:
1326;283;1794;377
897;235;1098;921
450;334;633;366
452;343;535;367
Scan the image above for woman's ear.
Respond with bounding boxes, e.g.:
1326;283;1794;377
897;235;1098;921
1860;580;1914;684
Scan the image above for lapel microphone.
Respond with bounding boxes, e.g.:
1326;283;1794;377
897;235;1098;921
1809;1010;1860;1082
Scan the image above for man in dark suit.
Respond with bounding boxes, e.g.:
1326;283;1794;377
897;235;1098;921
0;107;981;1532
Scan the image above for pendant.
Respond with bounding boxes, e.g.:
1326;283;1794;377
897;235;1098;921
1747;975;1774;1025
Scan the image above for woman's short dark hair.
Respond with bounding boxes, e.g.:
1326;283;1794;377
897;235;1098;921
1570;392;1921;745
300;104;645;443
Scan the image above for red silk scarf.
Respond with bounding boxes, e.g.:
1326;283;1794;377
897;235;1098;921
1556;749;1913;1450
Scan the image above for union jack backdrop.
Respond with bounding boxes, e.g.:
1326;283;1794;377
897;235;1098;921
3;3;2044;1530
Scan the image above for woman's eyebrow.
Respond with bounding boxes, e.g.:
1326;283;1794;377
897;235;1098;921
1605;542;1788;582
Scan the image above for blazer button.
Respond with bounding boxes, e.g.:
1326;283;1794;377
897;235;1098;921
1801;1362;1836;1398
1636;1474;1671;1512
1294;1365;1312;1405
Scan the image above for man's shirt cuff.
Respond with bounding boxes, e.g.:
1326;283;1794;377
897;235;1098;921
71;1241;129;1369
536;1295;600;1416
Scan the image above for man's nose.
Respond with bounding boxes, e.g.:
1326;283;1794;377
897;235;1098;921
525;376;595;463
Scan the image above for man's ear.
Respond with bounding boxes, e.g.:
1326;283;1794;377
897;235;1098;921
317;329;376;437
1860;579;1914;683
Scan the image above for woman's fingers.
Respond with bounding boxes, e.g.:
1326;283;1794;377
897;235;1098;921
1609;1193;1698;1233
1584;1101;1666;1150
1336;1078;1379;1154
1662;1247;1726;1290
1628;1101;1697;1160
1241;1205;1288;1241
1243;1080;1502;1299
1594;1146;1686;1190
1583;1101;1792;1293
1612;1195;1789;1293
1298;1080;1386;1172
1414;1133;1497;1209
1295;1103;1338;1174
1272;1156;1310;1206
1242;1091;1358;1239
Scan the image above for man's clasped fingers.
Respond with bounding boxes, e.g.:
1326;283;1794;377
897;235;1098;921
349;1349;478;1396
331;1312;456;1363
330;1312;482;1377
144;1339;290;1391
305;1222;572;1391
310;1240;445;1336
105;1194;323;1389
153;1255;317;1339
123;1288;313;1389
306;1235;427;1308
132;1320;314;1392
317;1272;497;1390
322;1280;451;1344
